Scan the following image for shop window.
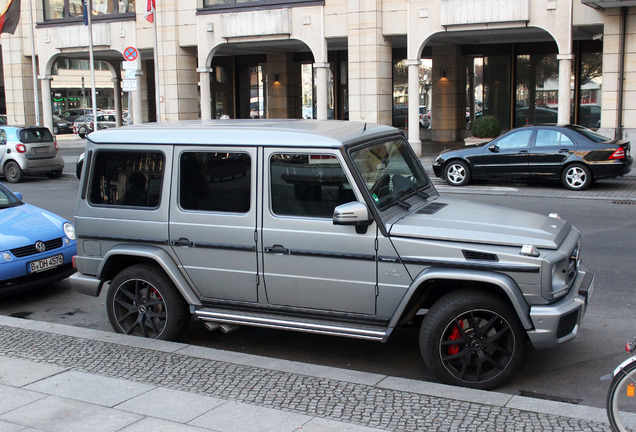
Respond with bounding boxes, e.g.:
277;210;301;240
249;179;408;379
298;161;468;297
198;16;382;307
43;0;135;22
576;50;602;129
203;0;321;9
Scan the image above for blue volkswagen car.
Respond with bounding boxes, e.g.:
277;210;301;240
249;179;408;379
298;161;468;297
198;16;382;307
0;182;76;294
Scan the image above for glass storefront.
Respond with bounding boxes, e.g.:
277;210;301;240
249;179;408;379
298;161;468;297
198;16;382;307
43;0;135;21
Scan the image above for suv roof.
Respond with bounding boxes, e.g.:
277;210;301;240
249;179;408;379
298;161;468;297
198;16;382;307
87;120;398;149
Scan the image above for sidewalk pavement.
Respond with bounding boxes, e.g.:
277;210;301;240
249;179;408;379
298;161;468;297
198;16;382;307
0;315;614;431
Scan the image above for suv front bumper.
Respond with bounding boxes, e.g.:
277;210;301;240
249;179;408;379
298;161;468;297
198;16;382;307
526;269;594;349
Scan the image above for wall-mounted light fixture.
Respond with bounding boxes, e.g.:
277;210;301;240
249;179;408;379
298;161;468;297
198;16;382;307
273;73;280;83
440;68;447;78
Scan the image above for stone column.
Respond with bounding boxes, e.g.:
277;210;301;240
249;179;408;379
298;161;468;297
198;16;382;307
39;75;53;133
314;62;329;120
112;78;123;127
198;68;213;120
557;54;573;125
406;59;422;156
132;70;143;125
347;0;392;125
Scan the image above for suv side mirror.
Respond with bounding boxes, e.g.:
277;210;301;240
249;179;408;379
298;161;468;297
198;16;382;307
333;201;373;234
488;143;499;153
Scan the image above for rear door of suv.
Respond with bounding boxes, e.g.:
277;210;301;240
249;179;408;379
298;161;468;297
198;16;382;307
169;146;258;303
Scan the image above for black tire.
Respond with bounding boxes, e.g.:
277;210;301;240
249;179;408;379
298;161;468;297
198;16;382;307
444;160;471;186
419;290;525;390
562;163;592;191
78;126;88;139
47;169;63;179
607;360;636;432
3;160;23;183
53;126;60;135
106;264;190;340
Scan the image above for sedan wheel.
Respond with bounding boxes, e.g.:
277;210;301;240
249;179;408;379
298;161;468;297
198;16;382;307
3;161;23;183
53;126;59;135
562;164;592;191
444;161;471;186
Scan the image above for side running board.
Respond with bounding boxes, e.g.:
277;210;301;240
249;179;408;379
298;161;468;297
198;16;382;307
193;307;389;341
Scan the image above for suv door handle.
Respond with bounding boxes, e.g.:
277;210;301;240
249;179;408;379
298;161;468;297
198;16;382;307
558;148;570;153
171;238;193;247
265;245;290;255
518;150;529;154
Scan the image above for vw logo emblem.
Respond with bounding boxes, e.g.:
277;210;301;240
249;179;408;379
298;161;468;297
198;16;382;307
35;241;46;253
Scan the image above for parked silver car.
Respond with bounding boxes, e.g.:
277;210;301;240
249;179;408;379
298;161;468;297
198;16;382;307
71;120;594;390
0;126;65;183
74;113;116;138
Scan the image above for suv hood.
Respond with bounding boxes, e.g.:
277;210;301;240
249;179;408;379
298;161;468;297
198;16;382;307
389;197;571;249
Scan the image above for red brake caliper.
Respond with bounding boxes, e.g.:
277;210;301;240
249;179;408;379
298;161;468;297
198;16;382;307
448;320;464;355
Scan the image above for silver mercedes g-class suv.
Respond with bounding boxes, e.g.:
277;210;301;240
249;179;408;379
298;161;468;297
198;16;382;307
71;120;593;389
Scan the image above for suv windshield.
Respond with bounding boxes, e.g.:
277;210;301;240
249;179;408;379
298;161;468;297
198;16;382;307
351;138;430;209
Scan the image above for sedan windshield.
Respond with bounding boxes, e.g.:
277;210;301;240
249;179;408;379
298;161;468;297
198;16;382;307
0;186;23;209
351;138;430;209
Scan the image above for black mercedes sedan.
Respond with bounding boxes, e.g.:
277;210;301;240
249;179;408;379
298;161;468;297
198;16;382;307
432;125;632;191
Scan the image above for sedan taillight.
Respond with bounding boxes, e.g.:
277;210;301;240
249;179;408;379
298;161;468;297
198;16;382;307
15;144;26;153
610;147;625;160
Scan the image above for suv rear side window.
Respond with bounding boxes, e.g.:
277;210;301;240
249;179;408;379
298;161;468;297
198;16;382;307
19;128;53;143
89;151;164;208
179;151;251;213
270;153;354;218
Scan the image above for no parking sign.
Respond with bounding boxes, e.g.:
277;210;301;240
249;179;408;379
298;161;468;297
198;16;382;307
123;46;138;62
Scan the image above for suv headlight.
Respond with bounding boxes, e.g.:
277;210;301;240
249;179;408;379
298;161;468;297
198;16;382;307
63;222;76;241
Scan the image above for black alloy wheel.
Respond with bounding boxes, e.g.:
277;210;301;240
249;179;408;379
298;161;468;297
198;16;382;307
107;264;190;340
420;290;524;390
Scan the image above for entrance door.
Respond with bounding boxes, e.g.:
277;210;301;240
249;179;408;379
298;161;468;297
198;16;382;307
260;150;378;315
169;147;258;302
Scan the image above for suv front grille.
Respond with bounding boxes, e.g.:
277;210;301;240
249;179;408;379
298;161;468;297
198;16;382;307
567;244;580;284
10;238;63;258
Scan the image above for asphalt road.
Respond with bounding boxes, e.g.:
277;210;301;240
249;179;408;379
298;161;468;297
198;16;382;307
1;150;635;410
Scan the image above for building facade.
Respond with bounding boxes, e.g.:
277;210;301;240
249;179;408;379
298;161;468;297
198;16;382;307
0;0;633;154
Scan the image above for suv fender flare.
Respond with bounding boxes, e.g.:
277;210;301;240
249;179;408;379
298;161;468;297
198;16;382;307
389;267;532;330
98;244;202;306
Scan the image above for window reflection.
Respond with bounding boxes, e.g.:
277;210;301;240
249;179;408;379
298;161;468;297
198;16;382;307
43;0;135;21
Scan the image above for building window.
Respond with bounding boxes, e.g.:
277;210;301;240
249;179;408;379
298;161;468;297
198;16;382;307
43;0;135;22
202;0;321;10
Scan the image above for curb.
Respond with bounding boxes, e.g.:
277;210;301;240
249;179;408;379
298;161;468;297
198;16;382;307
0;315;611;428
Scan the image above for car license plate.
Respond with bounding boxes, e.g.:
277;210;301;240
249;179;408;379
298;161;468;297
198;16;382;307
34;147;49;154
28;254;63;273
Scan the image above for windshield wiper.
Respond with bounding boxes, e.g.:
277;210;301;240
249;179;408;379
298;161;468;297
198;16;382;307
395;197;411;209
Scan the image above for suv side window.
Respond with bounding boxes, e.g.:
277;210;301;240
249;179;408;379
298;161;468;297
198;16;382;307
179;151;251;213
270;153;354;218
89;151;164;208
